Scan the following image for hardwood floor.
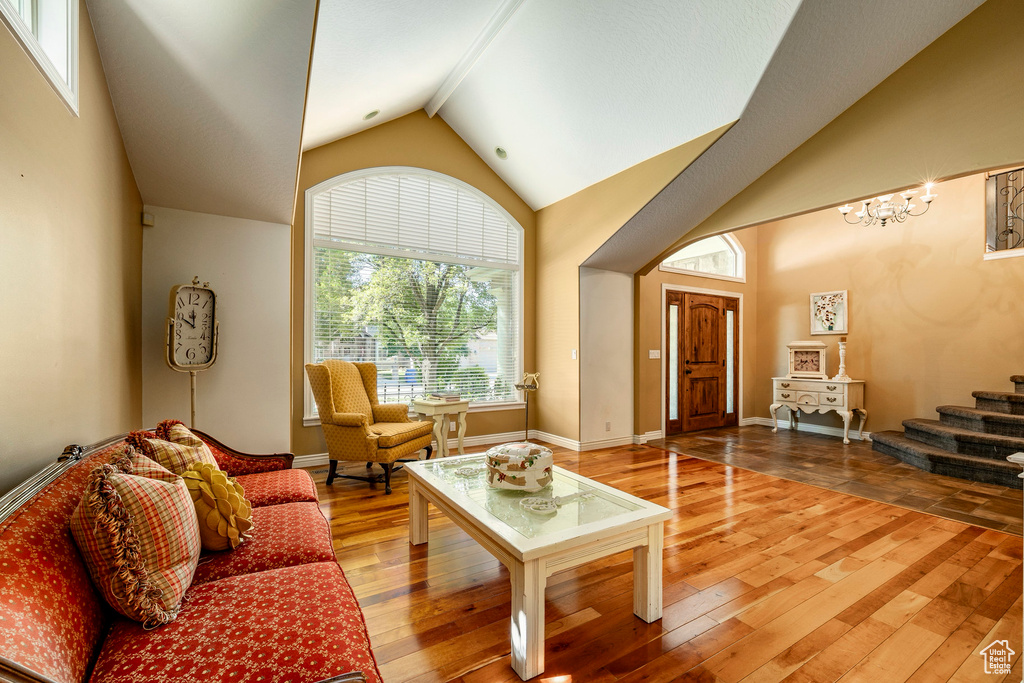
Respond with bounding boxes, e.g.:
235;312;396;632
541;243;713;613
312;437;1022;682
657;427;1023;535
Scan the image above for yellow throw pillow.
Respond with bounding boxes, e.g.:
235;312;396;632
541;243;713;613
182;462;254;551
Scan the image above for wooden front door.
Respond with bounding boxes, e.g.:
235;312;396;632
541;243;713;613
665;292;739;435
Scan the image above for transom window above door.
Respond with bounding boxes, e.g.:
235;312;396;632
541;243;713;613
659;234;745;282
303;167;524;422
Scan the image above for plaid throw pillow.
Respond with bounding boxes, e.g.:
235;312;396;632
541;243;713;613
128;421;218;475
70;449;201;627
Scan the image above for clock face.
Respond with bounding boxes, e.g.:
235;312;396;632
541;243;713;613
793;350;820;371
173;286;215;366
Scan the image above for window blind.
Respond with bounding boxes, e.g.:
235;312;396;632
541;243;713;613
308;170;522;411
311;173;519;267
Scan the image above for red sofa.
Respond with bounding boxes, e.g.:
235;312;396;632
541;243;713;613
0;431;381;683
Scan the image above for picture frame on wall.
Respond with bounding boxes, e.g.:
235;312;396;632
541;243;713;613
810;290;848;335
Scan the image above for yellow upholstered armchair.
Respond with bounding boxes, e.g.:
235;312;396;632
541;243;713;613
306;359;434;494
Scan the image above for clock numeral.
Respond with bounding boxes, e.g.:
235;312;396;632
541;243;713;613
185;348;196;361
188;292;200;305
177;296;185;307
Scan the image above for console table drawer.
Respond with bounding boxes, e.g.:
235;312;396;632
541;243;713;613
795;392;819;406
819;392;846;407
774;390;798;402
775;380;823;392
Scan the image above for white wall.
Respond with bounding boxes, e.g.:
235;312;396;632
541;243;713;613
141;206;290;452
579;267;633;447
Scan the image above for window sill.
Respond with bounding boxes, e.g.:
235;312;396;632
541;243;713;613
658;264;746;283
302;400;526;427
983;249;1024;261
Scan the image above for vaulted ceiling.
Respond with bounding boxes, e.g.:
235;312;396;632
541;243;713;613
88;0;985;266
305;0;802;209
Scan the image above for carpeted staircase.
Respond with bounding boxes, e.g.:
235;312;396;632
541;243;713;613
871;375;1024;489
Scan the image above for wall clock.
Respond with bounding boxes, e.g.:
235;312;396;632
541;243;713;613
165;277;219;426
787;341;827;379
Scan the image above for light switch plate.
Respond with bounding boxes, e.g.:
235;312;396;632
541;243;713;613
649;350;661;359
571;349;577;360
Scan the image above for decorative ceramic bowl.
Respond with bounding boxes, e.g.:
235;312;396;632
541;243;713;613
484;442;554;492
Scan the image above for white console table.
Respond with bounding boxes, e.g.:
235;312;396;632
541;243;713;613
769;377;867;444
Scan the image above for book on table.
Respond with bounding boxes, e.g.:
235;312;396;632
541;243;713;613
428;393;462;402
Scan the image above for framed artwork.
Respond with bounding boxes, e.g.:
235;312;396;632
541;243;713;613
810;290;848;335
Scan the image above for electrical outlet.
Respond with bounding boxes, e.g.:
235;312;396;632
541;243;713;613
605;421;611;432
649;349;661;359
449;420;456;432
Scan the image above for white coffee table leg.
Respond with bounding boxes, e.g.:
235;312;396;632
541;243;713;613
408;480;429;545
633;523;664;622
457;410;467;455
510;558;545;680
431;415;446;458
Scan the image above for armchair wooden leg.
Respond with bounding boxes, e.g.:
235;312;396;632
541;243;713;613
425;445;433;460
383;463;394;495
326;459;338;485
366;462;373;469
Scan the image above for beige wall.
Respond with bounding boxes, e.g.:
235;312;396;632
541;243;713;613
633;229;759;436
0;1;142;492
751;172;1023;433
535;123;732;441
645;0;1024;273
290;111;537;456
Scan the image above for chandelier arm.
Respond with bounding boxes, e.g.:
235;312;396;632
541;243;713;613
907;202;931;217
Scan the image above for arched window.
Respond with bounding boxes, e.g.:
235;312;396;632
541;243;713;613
304;167;523;420
659;234;745;282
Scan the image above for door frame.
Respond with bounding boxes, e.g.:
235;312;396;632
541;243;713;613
660;283;744;438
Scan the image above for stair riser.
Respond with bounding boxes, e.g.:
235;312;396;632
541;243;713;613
939;413;1024;439
976;397;1024;416
904;426;1024;460
872;439;1022;488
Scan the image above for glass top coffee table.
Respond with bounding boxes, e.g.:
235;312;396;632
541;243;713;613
406;453;672;681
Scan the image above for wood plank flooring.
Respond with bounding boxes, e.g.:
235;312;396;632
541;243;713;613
313;438;1022;682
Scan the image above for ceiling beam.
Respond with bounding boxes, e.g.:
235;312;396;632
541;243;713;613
425;0;525;117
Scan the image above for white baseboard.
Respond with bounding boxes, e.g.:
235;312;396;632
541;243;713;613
744;416;872;441
528;429;582;451
579;436;635;451
633;430;663;444
293;453;329;469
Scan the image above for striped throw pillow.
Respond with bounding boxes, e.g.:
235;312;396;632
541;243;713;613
70;449;201;627
129;422;218;475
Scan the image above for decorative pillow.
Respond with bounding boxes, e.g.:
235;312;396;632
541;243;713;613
69;449;201;627
182;462;254;551
127;421;218;475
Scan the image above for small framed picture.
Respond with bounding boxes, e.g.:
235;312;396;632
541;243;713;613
810;290;848;335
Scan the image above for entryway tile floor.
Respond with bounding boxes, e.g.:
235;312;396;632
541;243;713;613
654;425;1023;535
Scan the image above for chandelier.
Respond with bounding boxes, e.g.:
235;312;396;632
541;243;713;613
838;183;936;226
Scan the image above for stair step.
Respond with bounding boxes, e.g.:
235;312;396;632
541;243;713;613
973;391;1024;415
871;431;1022;489
937;405;1024;439
903;418;1024;460
1012;375;1024;394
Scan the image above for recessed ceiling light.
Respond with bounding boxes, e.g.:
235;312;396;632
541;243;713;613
495;147;508;160
363;110;380;121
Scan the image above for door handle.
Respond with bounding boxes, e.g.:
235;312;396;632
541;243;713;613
684;369;692;375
